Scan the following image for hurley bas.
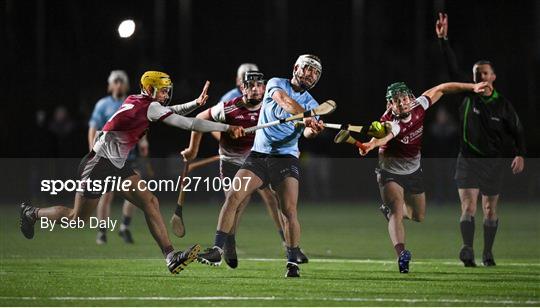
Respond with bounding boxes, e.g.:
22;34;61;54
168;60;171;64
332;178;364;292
40;217;117;232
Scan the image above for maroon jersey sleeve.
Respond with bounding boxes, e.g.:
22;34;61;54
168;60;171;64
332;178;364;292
218;97;260;161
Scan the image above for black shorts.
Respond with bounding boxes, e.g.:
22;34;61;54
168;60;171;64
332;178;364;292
454;152;503;196
376;168;425;194
77;151;136;199
220;160;242;180
240;151;300;189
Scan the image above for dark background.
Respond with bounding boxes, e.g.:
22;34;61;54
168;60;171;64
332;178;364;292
1;0;539;202
3;0;539;158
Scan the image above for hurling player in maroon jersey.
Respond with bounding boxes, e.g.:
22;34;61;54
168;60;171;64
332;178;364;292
359;81;491;273
20;71;244;274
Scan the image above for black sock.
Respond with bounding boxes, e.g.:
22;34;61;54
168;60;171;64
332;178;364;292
99;227;107;233
278;230;285;242
122;216;131;226
162;245;174;257
225;233;236;247
483;218;498;254
214;230;228;249
286;246;299;263
460;215;475;248
394;243;405;256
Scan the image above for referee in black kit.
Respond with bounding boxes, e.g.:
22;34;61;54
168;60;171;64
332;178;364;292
435;13;526;267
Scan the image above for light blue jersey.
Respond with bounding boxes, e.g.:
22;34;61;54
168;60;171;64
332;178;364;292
252;78;319;157
219;87;242;103
89;95;138;160
88;96;123;129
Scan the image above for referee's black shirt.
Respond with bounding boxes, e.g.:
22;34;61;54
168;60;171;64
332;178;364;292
439;38;526;158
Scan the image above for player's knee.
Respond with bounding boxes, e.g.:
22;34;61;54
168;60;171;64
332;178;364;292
283;213;298;223
483;204;497;218
387;200;402;215
280;206;297;221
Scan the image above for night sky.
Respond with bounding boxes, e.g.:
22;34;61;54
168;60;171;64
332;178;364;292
3;0;539;158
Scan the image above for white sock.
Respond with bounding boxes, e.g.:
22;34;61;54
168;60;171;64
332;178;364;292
120;224;128;232
213;246;224;254
165;251;175;264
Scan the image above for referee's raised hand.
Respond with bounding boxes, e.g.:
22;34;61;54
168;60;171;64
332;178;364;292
435;13;448;39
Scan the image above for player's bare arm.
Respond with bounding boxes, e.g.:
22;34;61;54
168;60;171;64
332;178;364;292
271;90;322;132
181;109;214;161
422;82;492;105
194;80;221;141
359;131;395;156
166;81;211;116
87;127;97;151
272;90;306;115
162;114;244;139
196;80;210;106
138;135;149;157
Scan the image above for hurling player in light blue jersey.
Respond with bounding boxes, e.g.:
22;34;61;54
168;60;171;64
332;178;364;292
251;75;320;156
88;70;146;245
198;55;324;278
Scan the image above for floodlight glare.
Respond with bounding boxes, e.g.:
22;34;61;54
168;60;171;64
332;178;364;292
118;19;135;38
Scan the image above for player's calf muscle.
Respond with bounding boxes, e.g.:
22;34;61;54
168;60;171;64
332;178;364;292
225;190;249;209
39;206;74;221
412;212;425;222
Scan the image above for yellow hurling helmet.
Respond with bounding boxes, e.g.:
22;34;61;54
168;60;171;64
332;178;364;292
140;71;173;104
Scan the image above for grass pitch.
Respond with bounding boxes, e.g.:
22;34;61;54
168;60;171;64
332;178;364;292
1;201;539;306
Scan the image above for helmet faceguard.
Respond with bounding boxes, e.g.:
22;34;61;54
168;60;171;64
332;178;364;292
293;54;322;91
140;71;174;105
386;82;415;119
242;71;265;106
237;63;259;79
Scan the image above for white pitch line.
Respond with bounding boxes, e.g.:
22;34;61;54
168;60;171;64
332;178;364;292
4;257;538;267
244;258;540;267
100;258;540;267
0;296;538;305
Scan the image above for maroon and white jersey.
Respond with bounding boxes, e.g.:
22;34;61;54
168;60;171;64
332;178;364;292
93;94;175;168
210;96;260;165
378;95;432;175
